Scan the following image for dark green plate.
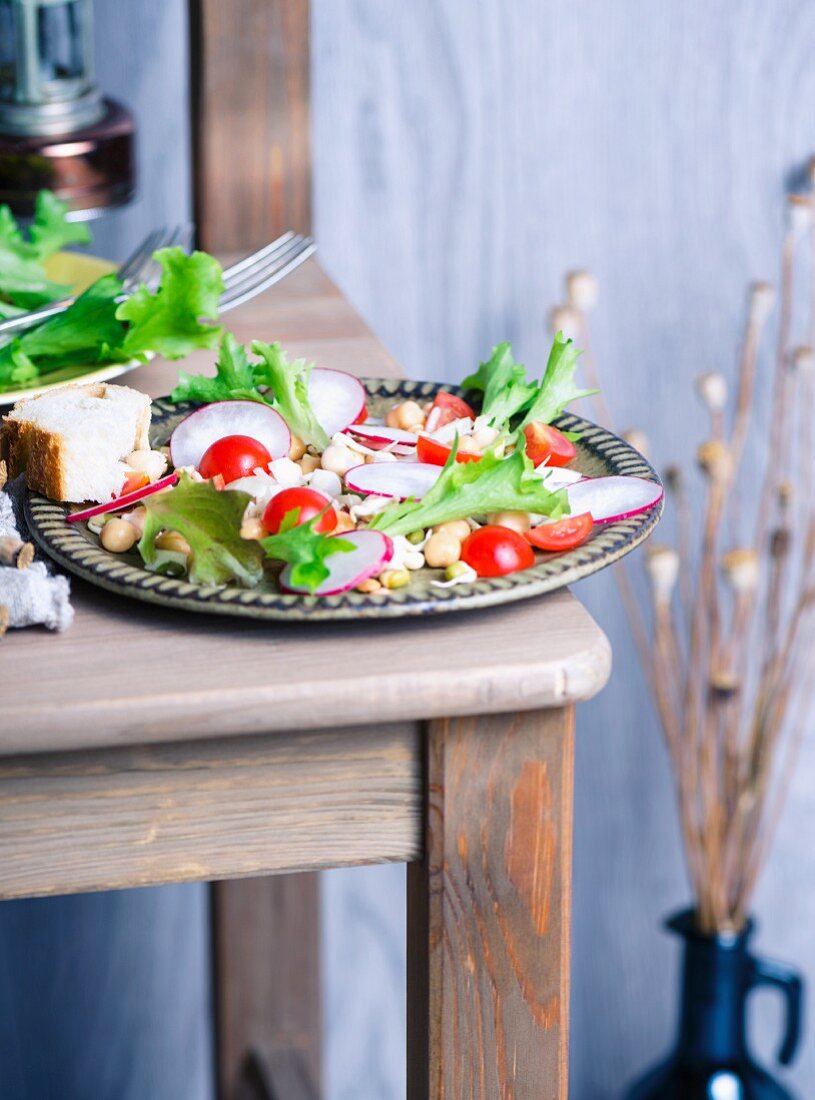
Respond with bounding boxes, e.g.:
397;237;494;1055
25;379;663;622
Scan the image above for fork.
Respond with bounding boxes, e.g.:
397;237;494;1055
0;224;193;337
0;228;316;336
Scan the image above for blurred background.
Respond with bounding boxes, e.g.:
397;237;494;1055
2;1;814;1097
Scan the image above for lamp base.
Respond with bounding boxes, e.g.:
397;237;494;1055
0;97;136;219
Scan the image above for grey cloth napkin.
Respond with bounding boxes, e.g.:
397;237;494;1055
0;475;73;632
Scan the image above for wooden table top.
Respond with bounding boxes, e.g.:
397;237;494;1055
1;260;611;755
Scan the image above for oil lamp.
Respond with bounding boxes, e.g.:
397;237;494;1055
0;0;135;218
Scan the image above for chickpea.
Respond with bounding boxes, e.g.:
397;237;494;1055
402;549;425;570
357;578;382;594
288;435;307;461
240;517;266;540
380;568;410;590
385;407;400;429
155;531;191;555
333;511;357;533
299;453;321;475
433;519;470;542
321;443;358;477
394;401;425;431
424;531;462;569
487;511;531;534
101;518;139;553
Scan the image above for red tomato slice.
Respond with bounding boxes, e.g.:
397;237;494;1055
119;471;150;496
263;487;337;535
524;420;577;468
526;512;593;552
416;435;481;466
460;525;535;577
198;434;273;483
429;391;475;428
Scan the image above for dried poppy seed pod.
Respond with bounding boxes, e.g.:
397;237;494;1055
697;440;731;482
720;548;760;594
771;526;791;560
710;669;740;699
622;428;650;458
749;282;775;327
792;346;815;374
788;194;813;237
548;305;581;342
645;544;680;603
777;482;794;512
565;270;598;313
663;464;683;494
695;372;728;413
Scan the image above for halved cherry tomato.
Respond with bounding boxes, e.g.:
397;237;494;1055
119;471;150;496
526;512;593;552
524;420;576;468
417;435;481;466
353;405;368;425
460;525;535;577
429;391;475;428
262;487;337;535
198;434;273;483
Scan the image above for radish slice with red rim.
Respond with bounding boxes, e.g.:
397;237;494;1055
170;401;290;470
347;423;418;451
344;462;441;500
67;473;179;524
566;476;663;524
279;530;394;596
308;368;367;437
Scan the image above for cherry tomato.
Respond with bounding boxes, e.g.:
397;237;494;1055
526;512;593;552
429;391;476;428
198;434;273;483
460;525;535;577
523;420;576;468
119;471;149;496
262;487;337;535
353;404;368;425
417;435;481;466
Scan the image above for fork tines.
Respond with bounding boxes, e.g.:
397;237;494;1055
219;234;316;313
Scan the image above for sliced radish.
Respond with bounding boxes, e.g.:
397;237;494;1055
344;462;441;500
566;476;663;524
170;401;290;470
279;530;394;596
67;473;179;523
538;467;583;490
309;368;367;437
347;423;418;451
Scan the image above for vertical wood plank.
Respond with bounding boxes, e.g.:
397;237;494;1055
407;709;575;1100
213;874;321;1100
189;0;311;252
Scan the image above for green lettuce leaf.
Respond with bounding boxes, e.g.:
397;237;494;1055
138;473;264;587
251;340;329;449
370;436;569;538
28;191;91;259
461;342;537;429
0;274;124;386
518;331;596;428
171;331;266;405
116;247;223;360
261;509;353;593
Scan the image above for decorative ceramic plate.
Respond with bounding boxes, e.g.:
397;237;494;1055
0;252;144;406
26;380;663;622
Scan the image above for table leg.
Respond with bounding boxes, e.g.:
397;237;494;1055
213;874;321;1100
406;708;575;1100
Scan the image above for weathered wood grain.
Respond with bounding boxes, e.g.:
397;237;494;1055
190;0;311;251
214;875;321;1100
407;708;575;1100
0;721;421;899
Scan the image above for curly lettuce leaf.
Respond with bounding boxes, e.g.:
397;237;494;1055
518;331;596;428
461;342;537;429
251;340;329;449
138;473;263;587
29;191;91;259
370;436;569;538
116;247;223;360
261;509;353;593
171;332;266;405
0;274;124;386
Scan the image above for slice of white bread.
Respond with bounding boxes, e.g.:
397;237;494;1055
1;382;152;503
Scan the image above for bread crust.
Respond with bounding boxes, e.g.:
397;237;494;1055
1;417;67;498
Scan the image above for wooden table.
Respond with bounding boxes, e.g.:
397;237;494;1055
0;260;611;1100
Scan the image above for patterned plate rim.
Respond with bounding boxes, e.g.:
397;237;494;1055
25;379;663;622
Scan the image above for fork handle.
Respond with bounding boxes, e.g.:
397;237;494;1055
0;296;77;338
